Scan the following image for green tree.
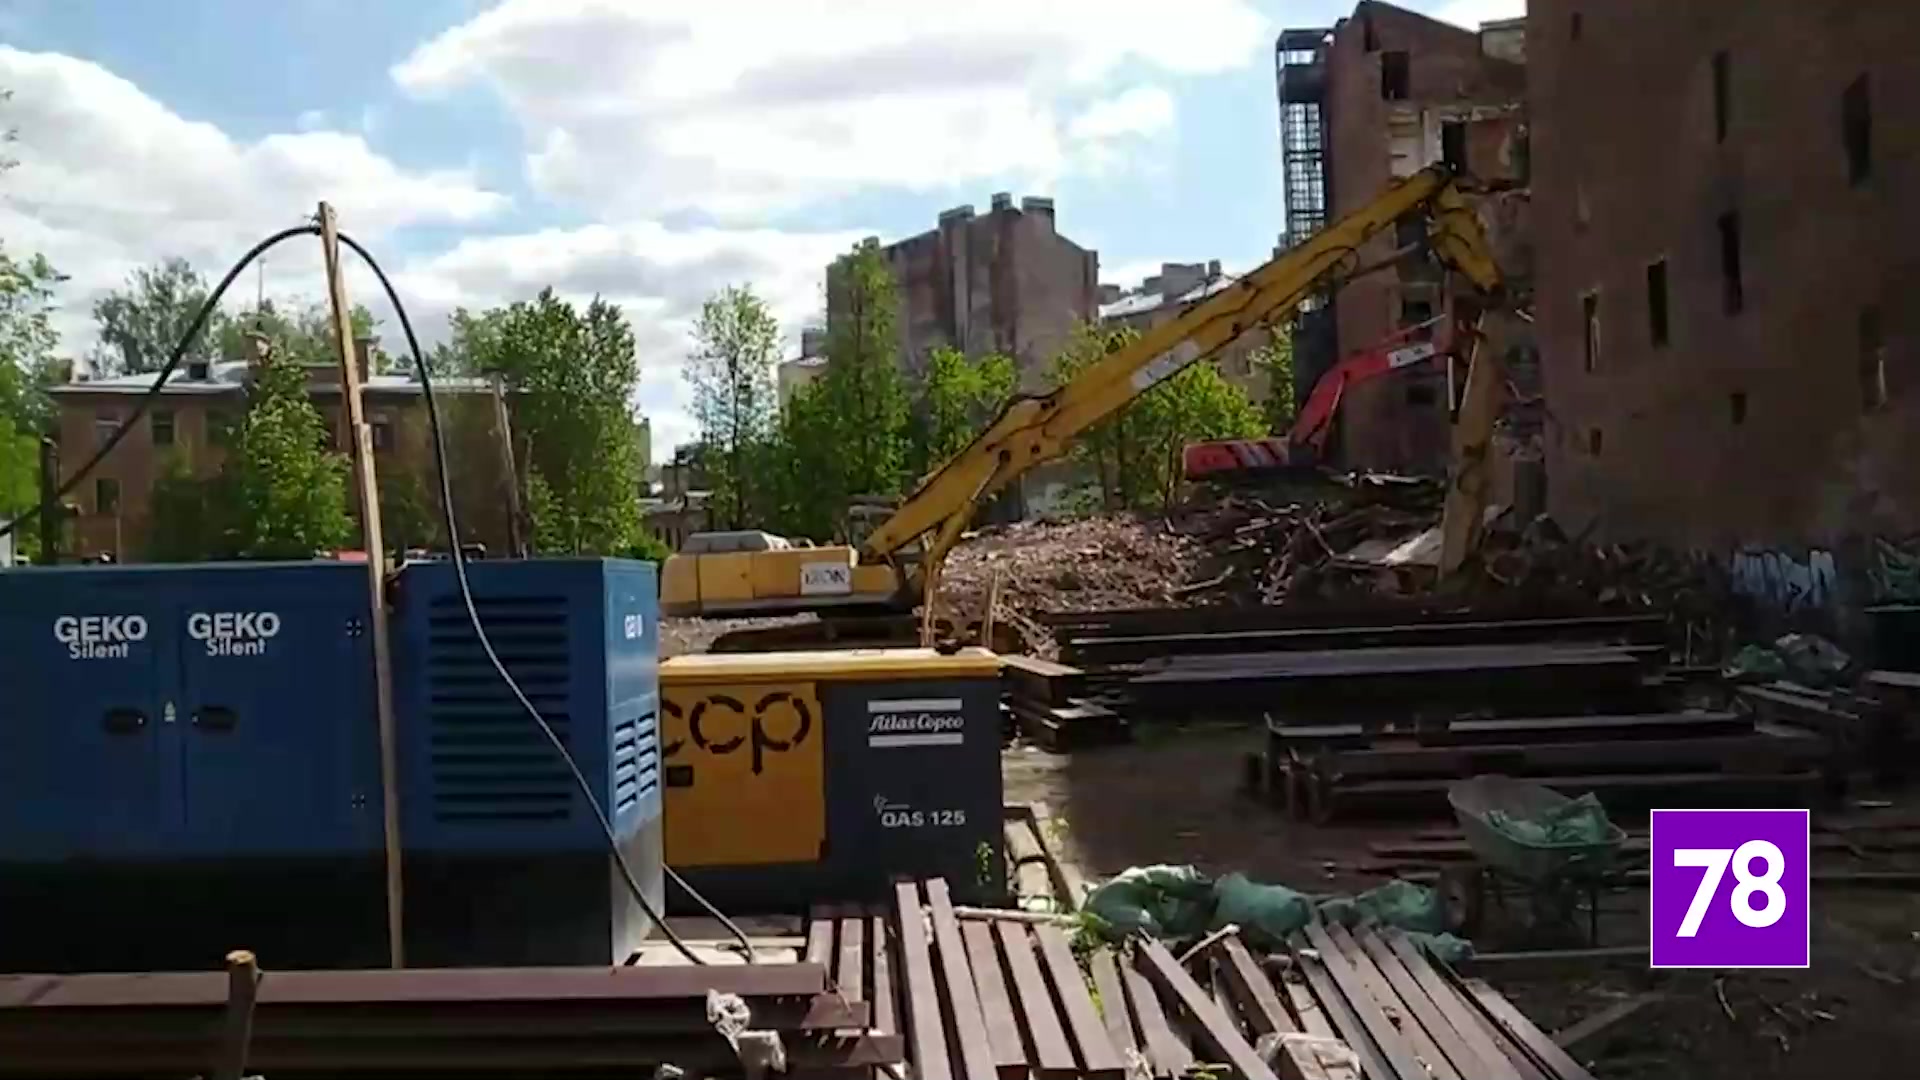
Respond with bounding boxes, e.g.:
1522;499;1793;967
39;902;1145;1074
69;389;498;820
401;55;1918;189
219;298;382;370
1046;320;1264;510
686;285;780;529
910;346;1016;477
0;245;64;555
91;257;226;376
820;239;909;501
1249;324;1297;434
377;464;440;553
466;289;643;554
223;340;352;557
762;378;844;539
143;449;222;562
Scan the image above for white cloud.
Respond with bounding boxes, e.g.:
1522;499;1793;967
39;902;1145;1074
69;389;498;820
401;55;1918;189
0;46;508;351
296;108;329;131
0;46;869;455
395;222;865;450
392;0;1266;219
1068;87;1176;142
1430;0;1526;30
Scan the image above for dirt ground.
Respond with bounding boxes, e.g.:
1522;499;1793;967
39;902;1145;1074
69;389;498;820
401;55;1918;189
1006;730;1920;1080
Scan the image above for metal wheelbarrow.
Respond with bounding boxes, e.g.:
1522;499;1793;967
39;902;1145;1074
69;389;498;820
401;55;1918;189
1441;775;1628;946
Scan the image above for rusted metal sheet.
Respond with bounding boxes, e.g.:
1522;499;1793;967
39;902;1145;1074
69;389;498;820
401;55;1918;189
994;918;1077;1079
0;963;829;1010
1087;947;1136;1056
894;881;953;1080
962;921;1028;1080
1035;924;1124;1078
1133;939;1277;1080
923;880;1000;1080
1119;946;1192;1077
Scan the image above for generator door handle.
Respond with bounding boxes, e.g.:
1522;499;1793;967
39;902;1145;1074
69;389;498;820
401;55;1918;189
102;708;148;735
193;706;238;732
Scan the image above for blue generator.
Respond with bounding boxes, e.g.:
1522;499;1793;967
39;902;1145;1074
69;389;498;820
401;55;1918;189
0;557;663;972
0;562;389;972
390;557;664;968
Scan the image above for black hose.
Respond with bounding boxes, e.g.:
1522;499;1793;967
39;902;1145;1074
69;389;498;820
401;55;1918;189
337;233;757;966
0;225;322;543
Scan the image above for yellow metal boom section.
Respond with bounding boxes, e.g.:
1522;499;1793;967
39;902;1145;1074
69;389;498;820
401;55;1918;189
863;164;1505;601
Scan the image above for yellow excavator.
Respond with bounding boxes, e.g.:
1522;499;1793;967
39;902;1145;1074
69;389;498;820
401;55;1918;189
660;162;1519;648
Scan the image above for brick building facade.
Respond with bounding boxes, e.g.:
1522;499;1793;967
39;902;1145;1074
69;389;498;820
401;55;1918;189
1278;2;1528;473
1529;0;1920;546
49;349;514;561
837;194;1099;393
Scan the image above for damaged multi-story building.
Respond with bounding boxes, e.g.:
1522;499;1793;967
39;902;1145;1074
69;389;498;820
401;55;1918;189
1276;2;1531;476
1529;0;1918;551
829;193;1100;394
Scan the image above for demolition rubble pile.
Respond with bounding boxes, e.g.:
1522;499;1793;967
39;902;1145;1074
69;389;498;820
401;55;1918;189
943;474;1739;659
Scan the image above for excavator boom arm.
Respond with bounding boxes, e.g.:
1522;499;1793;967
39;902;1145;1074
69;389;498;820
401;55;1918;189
861;163;1504;597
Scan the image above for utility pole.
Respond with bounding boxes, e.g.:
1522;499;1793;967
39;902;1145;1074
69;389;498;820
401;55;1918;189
490;373;528;558
318;203;407;969
37;438;59;565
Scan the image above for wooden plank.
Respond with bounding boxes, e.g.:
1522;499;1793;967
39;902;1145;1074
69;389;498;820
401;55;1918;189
1551;991;1666;1052
1120;948;1192;1077
1087;948;1137;1056
1301;923;1427;1080
1035;925;1124;1078
1279;973;1334;1039
994;919;1077;1079
1461;977;1601;1080
1030;803;1089;912
1208;954;1244;1037
1133;938;1278;1080
962;920;1029;1080
1355;930;1513;1080
1382;933;1531;1080
1216;937;1295;1037
836;914;866;1007
869;913;897;1037
925;880;999;1080
806;905;837;968
1322;924;1462;1080
1289;941;1392;1080
893;881;952;1080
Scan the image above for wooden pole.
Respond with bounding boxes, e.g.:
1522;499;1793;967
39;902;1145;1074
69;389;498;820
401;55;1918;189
490;373;527;558
319;202;407;969
213;949;261;1080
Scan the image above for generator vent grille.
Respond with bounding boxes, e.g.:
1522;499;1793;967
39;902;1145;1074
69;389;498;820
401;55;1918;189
608;707;661;818
425;595;574;823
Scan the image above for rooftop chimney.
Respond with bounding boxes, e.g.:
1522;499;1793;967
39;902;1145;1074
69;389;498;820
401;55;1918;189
800;327;827;358
936;206;974;226
353;335;376;383
1021;195;1055;231
990;191;1013;211
1208;259;1222;277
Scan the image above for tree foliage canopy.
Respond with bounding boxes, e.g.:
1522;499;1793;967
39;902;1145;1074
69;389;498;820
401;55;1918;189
686;284;780;530
221;340;353;558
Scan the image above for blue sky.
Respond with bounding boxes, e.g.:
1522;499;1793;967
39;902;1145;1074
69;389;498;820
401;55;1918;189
0;0;1520;450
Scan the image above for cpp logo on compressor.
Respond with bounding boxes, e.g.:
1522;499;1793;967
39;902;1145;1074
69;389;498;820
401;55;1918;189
188;610;282;657
52;614;149;660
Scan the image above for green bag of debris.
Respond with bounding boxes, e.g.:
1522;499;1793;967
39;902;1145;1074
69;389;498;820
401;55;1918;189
1210;873;1315;947
1484;791;1613;847
1082;864;1217;938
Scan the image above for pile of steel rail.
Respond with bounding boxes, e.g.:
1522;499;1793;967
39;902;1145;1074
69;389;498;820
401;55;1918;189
0;955;898;1077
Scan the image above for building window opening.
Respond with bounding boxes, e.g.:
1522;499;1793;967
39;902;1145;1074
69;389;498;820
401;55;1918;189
1717;211;1744;314
1729;391;1748;426
1441;121;1466;171
152;409;175;446
93;411;120;451
1362;15;1379;51
1582;292;1601;372
1843;73;1872;185
1646;259;1670;347
96;477;120;516
371;417;394;452
1571;12;1583;41
1712;51;1730;142
1860;305;1888;410
1587;428;1603;456
1381;51;1410;101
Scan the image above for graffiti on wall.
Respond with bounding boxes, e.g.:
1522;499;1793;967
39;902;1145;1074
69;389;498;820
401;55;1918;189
1729;548;1838;615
